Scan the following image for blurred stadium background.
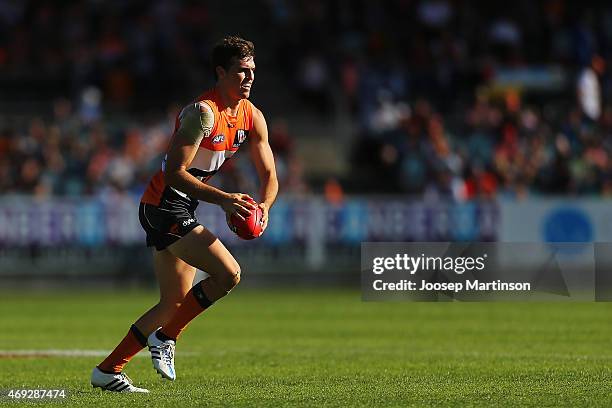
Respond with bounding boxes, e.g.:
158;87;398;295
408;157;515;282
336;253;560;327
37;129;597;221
1;0;611;286
2;4;612;406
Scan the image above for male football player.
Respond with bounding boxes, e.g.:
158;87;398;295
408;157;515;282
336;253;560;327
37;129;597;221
91;35;278;392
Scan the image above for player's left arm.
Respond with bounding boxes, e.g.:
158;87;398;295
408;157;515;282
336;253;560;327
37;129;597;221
249;106;279;232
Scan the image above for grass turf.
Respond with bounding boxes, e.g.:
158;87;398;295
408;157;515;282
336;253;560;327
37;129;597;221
0;288;610;407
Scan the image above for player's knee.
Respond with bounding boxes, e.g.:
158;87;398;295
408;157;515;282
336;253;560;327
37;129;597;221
220;267;241;293
231;268;241;287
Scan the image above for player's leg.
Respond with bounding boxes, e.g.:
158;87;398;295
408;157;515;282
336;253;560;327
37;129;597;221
93;249;195;388
133;248;196;335
171;224;239;293
95;249;194;372
146;225;240;380
163;224;241;336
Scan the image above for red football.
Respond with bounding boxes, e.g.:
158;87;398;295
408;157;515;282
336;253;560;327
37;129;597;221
229;199;264;240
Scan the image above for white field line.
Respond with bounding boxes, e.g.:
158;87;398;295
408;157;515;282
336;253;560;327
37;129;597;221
0;349;198;358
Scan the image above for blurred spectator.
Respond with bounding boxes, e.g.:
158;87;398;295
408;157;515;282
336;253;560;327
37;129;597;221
577;55;605;121
269;119;310;195
297;52;333;116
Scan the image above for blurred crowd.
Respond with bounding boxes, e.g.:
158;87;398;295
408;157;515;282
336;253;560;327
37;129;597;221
351;94;612;200
2;1;612;199
266;0;612;199
0;0;215;108
0;97;306;198
0;98;173;197
0;0;306;198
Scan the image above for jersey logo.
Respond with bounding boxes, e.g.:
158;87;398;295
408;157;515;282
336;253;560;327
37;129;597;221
182;218;196;227
212;134;225;144
232;130;248;148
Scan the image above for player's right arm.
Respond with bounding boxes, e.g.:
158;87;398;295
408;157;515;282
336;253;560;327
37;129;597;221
163;102;255;219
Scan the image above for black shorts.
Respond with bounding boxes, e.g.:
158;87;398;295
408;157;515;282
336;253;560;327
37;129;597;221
138;202;201;251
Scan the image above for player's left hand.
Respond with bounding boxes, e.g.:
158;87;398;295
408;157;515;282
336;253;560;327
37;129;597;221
258;202;269;232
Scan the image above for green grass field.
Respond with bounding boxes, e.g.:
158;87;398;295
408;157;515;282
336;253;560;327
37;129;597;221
0;288;610;407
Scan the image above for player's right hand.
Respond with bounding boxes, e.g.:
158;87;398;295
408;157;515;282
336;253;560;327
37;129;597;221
220;193;257;221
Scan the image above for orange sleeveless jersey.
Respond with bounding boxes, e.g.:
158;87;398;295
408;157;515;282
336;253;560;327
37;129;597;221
141;89;255;207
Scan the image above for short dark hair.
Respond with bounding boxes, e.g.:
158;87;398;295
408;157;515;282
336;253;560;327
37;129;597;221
211;35;255;80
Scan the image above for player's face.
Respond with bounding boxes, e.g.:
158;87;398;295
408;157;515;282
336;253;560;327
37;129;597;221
220;57;255;100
